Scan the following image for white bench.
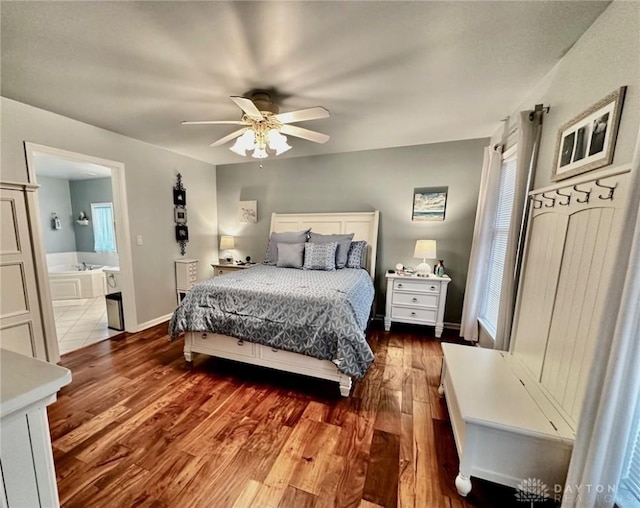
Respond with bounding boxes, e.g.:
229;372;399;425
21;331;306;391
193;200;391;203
439;343;574;496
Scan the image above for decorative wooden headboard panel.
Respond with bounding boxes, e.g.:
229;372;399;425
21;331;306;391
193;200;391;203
269;211;380;279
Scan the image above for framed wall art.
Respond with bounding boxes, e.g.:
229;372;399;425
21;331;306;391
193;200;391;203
238;200;258;223
552;86;626;182
412;186;448;221
173;173;189;255
175;224;189;242
173;188;186;206
174;206;187;224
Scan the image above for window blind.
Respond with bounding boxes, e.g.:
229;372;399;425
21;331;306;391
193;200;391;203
479;152;517;337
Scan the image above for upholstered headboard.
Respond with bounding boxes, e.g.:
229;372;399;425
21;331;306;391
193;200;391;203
269;211;380;279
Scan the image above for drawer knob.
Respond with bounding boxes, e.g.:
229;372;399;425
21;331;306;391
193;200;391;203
237;339;244;346
430;286;436;291
398;283;403;288
412;297;418;302
411;311;416;316
271;348;279;352
201;333;207;339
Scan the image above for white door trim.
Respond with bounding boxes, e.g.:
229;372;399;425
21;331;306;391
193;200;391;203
24;143;139;357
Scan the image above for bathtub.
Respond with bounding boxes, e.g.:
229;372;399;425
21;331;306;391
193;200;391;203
48;264;106;300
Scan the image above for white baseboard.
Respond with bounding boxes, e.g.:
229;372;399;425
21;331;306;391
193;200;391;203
135;313;172;332
444;321;461;330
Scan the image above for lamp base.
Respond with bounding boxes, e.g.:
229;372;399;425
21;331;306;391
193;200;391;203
416;262;432;277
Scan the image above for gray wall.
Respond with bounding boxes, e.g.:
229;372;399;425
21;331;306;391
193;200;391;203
217;138;487;323
1;97;218;326
37;176;76;253
69;177;113;252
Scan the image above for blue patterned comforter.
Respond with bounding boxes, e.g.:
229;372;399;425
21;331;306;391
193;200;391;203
168;265;375;378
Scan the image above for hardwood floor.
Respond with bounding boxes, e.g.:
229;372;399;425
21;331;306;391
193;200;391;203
48;322;557;507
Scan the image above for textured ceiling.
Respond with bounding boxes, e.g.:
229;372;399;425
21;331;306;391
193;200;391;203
1;1;610;165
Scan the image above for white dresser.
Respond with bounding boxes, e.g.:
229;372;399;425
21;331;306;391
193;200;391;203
175;259;198;304
384;272;450;337
0;349;72;507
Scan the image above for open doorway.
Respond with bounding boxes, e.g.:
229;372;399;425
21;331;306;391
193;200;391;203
24;143;137;356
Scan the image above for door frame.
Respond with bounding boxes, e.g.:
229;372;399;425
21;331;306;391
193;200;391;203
24;142;138;361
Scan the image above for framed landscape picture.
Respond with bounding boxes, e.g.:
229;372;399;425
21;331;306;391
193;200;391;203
412;186;448;221
552;86;626;182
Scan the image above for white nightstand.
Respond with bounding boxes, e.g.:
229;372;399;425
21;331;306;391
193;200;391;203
384;272;450;337
175;259;198;304
211;263;256;277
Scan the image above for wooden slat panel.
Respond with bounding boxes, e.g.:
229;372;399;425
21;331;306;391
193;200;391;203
510;212;567;379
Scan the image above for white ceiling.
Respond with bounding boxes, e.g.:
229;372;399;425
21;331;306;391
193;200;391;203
33;153;112;181
1;1;610;166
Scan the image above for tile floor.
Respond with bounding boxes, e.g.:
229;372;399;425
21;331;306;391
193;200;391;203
53;297;121;355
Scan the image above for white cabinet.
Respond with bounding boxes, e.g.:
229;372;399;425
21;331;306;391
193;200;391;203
175;259;198;304
0;348;72;507
384;272;450;337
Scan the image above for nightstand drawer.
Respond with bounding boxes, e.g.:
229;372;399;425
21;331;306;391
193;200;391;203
216;267;239;276
392;292;438;308
391;306;437;323
393;279;441;293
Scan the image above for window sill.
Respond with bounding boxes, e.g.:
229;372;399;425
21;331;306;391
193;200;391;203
478;317;496;346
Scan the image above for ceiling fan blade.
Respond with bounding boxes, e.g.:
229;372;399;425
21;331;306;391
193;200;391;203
273;107;330;124
280;124;330;144
230;96;264;121
182;120;248;125
210;128;247;147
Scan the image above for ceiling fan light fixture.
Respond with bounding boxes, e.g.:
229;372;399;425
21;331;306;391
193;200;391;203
267;129;292;155
190;93;329;159
252;146;269;159
229;130;255;156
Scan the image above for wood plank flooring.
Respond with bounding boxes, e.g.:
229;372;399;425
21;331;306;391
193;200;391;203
48;322;557;507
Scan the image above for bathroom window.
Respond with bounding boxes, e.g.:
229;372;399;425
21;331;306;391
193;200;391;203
91;202;116;252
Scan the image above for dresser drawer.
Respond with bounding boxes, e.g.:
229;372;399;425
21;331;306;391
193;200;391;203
391;306;437;323
197;333;256;358
393;292;438;308
393;279;441;293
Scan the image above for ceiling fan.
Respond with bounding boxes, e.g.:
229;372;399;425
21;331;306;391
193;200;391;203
181;91;330;158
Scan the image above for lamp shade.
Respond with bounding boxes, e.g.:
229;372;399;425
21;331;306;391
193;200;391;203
220;235;235;250
414;240;437;260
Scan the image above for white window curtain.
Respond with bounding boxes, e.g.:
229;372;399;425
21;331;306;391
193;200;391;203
561;127;640;508
459;144;502;342
492;111;539;351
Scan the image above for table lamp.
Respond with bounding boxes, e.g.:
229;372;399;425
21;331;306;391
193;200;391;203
219;235;235;263
414;240;437;276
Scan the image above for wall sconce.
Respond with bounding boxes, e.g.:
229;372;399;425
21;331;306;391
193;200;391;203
51;213;62;230
219;235;235;263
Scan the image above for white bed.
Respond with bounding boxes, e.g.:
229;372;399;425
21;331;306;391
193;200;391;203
182;211;380;396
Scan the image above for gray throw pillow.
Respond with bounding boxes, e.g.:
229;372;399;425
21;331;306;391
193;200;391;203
303;242;338;271
276;242;305;269
264;229;310;265
345;240;367;268
309;232;354;269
